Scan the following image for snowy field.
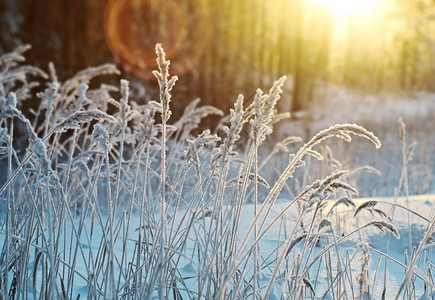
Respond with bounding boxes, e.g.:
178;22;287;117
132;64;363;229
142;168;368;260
15;195;434;299
0;44;434;299
3;193;433;299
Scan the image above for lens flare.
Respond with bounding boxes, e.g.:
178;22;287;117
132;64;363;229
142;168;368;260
104;0;210;80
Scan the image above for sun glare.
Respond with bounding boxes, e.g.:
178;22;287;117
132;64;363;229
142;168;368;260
312;0;382;18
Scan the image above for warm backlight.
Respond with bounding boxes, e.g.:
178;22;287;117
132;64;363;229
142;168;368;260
311;0;381;18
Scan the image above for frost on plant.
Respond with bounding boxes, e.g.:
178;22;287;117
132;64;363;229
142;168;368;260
1;42;430;300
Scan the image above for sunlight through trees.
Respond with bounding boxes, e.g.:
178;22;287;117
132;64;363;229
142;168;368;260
1;0;435;114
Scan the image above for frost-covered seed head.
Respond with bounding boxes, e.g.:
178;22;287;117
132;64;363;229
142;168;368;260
6;92;17;108
31;137;47;159
91;123;110;149
120;79;129;104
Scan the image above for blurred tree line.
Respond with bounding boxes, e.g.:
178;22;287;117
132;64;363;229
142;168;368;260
1;0;435;119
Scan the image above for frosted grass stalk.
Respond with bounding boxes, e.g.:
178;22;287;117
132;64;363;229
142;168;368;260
153;43;178;298
223;124;381;299
111;79;130;213
93;125;116;299
3;116;13;299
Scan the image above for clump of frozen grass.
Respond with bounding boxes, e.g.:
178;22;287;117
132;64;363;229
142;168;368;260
0;44;433;300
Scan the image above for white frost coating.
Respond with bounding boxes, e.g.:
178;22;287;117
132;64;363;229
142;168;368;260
30;137;47;159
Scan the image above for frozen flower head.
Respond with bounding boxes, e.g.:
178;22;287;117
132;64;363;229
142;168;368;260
91;123;110;150
48;82;60;96
76;83;90;110
152;43;177;122
37;82;60;110
30;137;52;176
6;92;17;109
1;92;19;118
120;79;129;105
78;83;88;96
29;138;59;187
31;137;47;160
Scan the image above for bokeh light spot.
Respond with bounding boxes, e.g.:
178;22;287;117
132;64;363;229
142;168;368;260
104;0;210;80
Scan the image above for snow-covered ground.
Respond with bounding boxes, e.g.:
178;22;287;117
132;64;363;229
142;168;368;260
19;194;434;299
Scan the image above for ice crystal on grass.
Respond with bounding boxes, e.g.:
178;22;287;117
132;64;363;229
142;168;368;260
0;45;47;101
298;170;352;206
327;196;356;215
1;92;19;118
354;200;379;217
174;98;223;137
153;43;177;122
91;123;110;150
75;83;92;111
314;124;381;149
52;109;117;133
368;221;400;238
0;44;29;66
184;129;221;179
61;63;119;96
226;172;270;188
6;91;16;108
0;127;9;156
29;137;61;190
37;82;60;112
212;94;246;167
357;241;371;298
249;76;287;145
287;234;308;256
30;137;47;159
